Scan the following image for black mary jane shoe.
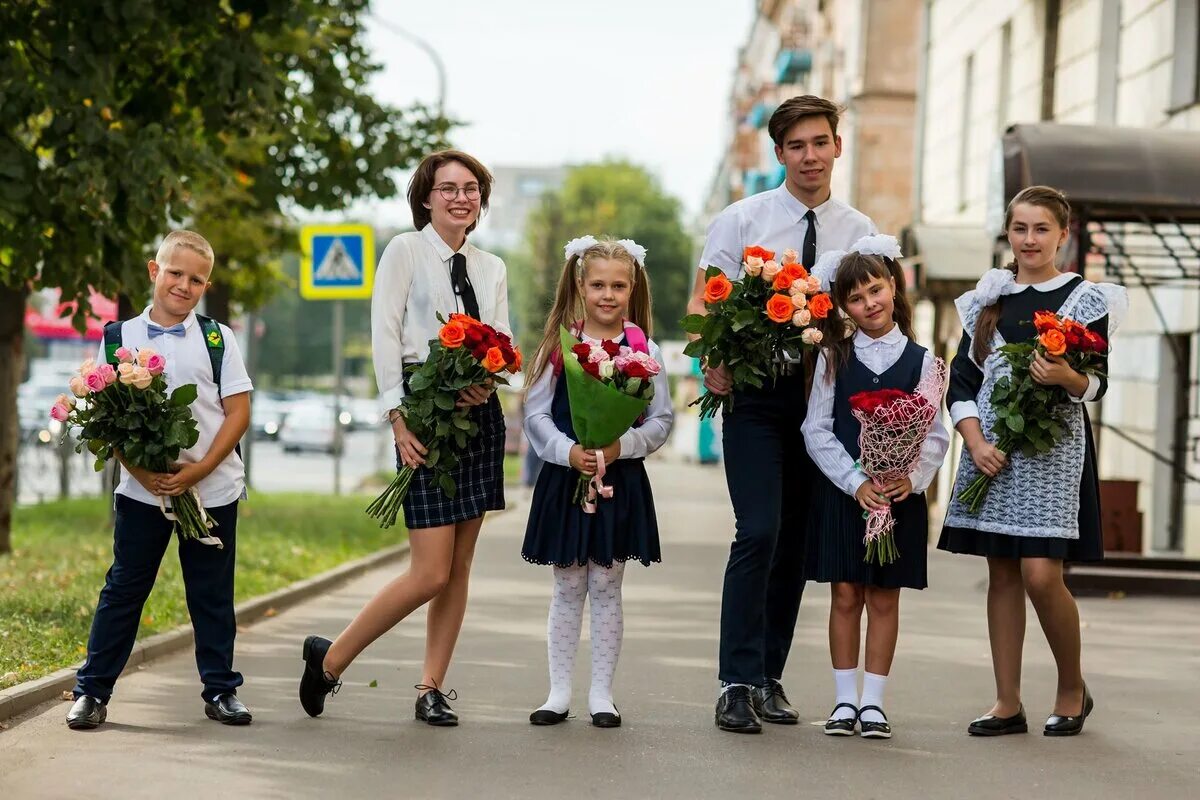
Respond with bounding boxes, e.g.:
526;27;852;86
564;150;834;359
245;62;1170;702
823;703;858;737
529;708;569;725
205;693;253;726
715;685;762;734
967;705;1028;736
415;685;459;727
299;635;341;718
858;705;892;739
590;707;621;728
65;695;107;731
756;679;800;725
1044;686;1094;737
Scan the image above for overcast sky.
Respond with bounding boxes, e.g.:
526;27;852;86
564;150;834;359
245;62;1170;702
344;0;753;228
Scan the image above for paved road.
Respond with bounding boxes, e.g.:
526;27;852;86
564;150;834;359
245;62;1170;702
1;461;1196;799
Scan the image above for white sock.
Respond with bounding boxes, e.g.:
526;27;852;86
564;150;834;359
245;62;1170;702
537;564;588;714
831;668;859;721
719;682;753;697
859;671;888;723
586;560;625;716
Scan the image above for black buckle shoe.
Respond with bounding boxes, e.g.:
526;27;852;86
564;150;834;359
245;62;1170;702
529;708;569;725
858;705;891;739
967;704;1028;736
756;679;800;725
415;684;459;726
823;703;858;736
1044;686;1094;737
299;635;341;718
205;693;253;725
66;695;107;730
715;685;762;734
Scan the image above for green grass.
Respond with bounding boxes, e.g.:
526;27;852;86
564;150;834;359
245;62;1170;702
0;494;405;691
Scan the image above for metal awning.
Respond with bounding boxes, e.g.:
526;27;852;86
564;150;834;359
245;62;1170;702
902;223;995;283
1002;123;1200;222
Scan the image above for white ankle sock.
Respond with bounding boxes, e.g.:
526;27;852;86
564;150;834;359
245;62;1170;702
859;671;888;723
537;564;587;714
586;561;625;717
831;668;858;721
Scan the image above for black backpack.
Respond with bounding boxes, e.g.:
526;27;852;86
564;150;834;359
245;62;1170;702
103;315;229;395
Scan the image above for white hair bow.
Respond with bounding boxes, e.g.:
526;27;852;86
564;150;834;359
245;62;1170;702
617;238;647;265
563;235;599;261
811;249;847;293
810;233;904;291
973;268;1017;307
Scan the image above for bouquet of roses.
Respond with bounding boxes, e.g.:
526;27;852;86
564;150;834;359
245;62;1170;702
682;245;831;418
53;347;217;545
849;358;947;565
957;310;1108;513
559;325;660;512
366;313;522;528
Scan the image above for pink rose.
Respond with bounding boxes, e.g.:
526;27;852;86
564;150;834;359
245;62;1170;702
587;347;609;365
97;363;117;385
55;393;75;409
743;259;763;278
114;346;134;363
781;248;800;265
805;275;821;294
790;291;807;309
78;358;96;376
761;260;782;282
146;353;167;375
49;401;70;422
792;309;812;327
801;327;824;345
68;376;88;398
130;367;153;390
136;348;154;367
84;370;107;393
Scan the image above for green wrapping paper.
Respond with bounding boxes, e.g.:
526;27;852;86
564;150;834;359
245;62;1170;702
559;325;650;450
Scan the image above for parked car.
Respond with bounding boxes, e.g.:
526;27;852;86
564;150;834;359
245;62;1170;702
278;401;342;455
18;380;69;445
250;397;288;441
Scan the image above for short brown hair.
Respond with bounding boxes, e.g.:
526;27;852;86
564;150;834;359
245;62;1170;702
407;149;494;234
768;95;842;146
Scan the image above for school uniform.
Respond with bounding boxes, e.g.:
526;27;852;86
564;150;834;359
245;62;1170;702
521;331;673;567
371;224;510;529
73;308;252;705
802;328;950;588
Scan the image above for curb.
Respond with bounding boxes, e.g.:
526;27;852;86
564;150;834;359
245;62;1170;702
0;541;411;724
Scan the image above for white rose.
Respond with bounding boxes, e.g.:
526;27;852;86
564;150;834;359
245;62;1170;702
790;288;808;308
761;260;782;281
744;260;763;277
801;327;824;345
792;309;812;326
599;359;615;379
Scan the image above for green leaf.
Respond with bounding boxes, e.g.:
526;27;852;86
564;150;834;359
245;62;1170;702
681;314;706;334
1006;414;1025;434
368;680;378;688
682;339;707;358
169;384;198;407
433;393;455;411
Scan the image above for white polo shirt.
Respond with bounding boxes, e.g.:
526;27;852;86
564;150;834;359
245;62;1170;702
98;307;253;508
699;183;877;277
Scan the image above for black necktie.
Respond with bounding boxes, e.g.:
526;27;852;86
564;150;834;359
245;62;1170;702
450;253;480;320
802;209;817;269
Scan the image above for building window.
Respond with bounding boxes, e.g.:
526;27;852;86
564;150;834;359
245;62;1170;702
1097;0;1121;123
1171;0;1200;110
959;54;974;211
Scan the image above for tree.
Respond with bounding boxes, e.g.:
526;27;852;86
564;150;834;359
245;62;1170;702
514;160;693;356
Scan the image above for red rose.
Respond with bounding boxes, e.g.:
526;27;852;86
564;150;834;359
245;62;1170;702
1082;329;1107;353
849;388;909;415
471;343;491;360
464;327;484;345
601;339;621;357
582;361;601;379
499;343;516;364
571;342;592;360
622;362;652;379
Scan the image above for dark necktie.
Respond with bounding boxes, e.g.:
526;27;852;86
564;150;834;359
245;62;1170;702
450;253;480;320
802;209;817;269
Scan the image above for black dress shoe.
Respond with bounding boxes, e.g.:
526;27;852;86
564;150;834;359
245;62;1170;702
591;708;621;728
299;635;341;718
66;695;107;730
823;703;858;736
529;708;569;725
967;705;1028;736
205;693;253;725
415;685;459;726
756;679;800;725
1044;686;1094;737
715;685;761;734
858;705;891;739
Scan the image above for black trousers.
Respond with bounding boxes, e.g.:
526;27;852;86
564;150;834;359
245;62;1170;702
73;495;243;704
718;372;811;686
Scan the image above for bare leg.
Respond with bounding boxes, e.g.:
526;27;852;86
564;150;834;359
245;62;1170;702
985;557;1025;717
420;515;485;693
322;524;455;677
1021;557;1085;716
863;587;900;676
829;582;865;670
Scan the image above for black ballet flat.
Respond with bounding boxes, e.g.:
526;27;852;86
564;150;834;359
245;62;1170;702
967;705;1028;736
591;707;621;728
1044;686;1094;737
823;703;858;736
858;705;892;739
529;708;569;725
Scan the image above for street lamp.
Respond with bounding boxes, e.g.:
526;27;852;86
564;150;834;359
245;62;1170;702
369;15;447;116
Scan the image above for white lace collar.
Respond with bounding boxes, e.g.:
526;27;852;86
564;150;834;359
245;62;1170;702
1011;271;1078;293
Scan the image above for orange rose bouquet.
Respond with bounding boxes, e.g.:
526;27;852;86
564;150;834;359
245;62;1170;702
683;245;830;418
957;310;1107;513
366;313;521;528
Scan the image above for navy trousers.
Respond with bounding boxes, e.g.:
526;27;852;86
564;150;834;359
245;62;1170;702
718;372;811;686
74;495;243;704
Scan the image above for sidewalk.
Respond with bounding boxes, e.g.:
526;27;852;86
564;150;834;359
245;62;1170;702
1;461;1196;799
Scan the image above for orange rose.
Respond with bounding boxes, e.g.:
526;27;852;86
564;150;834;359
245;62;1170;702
766;293;795;324
483;346;507;373
704;274;733;304
773;263;809;290
506;347;524;374
743;245;775;262
1033;310;1061;334
439;320;466;348
1039;328;1067;356
808;292;834;320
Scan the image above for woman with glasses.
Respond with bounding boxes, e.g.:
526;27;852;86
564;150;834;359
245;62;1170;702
297;149;510;727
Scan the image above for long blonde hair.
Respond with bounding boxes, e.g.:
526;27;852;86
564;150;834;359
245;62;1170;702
527;238;654;386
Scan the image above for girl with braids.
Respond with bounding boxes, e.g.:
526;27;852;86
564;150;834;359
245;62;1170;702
940;186;1127;738
802;235;949;739
521;236;673;728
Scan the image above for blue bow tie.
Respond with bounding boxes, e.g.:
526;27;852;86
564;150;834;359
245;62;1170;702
147;322;186;338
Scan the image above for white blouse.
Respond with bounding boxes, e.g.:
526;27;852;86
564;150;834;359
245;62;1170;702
523;335;674;467
803;326;950;497
371;224;511;414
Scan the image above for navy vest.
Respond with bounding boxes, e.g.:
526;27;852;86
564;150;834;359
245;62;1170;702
832;339;927;461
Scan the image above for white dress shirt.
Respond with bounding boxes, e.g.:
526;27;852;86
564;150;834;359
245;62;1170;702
371;224;511;414
99;308;253;508
523;335;674;467
699;183;877;276
803;326;950;497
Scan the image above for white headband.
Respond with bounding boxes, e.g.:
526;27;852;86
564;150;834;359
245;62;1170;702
563;235;647;266
810;233;904;292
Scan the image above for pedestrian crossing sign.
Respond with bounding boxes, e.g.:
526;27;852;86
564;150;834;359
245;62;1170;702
299;224;375;299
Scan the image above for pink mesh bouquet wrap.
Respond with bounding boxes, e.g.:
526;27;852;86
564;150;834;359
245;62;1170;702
849;357;947;565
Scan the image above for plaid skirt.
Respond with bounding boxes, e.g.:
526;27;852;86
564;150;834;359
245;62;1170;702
398;395;506;530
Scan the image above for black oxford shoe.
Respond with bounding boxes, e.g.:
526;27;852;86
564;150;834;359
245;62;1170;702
299;634;341;718
967;705;1028;736
205;693;253;725
66;695;107;730
415;686;459;727
1044;686;1094;737
715;685;762;734
755;679;800;725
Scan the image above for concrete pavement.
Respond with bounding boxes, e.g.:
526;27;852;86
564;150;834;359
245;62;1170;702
1;460;1197;799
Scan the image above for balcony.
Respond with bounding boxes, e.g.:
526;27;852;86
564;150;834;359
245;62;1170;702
775;48;812;85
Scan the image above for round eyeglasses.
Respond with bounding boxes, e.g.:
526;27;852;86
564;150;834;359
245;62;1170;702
434;183;481;201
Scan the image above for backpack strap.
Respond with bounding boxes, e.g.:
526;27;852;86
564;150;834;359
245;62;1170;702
551;320;586;378
195;314;225;397
622;320;649;354
103;321;124;365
